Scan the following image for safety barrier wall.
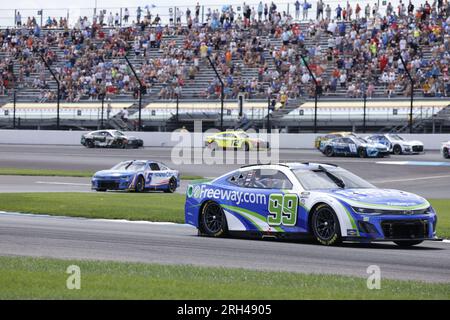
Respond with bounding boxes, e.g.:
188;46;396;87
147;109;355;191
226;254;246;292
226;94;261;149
0;130;449;150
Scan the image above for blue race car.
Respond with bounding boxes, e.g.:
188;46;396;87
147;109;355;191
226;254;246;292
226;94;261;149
320;135;390;158
92;160;180;193
185;163;439;247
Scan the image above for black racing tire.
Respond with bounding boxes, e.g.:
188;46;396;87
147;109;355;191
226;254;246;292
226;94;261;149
135;175;145;193
199;201;228;237
95;188;107;192
210;142;218;151
358;147;367;158
393;144;402;155
394;240;423;247
86;139;95;148
311;204;342;246
164;177;177;193
116;139;126;149
443;148;449;159
324;146;334;157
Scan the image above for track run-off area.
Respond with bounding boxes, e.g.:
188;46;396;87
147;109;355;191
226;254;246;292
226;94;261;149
0;144;449;283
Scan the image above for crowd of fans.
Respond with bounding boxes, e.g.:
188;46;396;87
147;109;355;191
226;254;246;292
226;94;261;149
0;1;449;104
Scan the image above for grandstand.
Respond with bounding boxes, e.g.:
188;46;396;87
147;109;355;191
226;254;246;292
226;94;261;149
0;1;449;132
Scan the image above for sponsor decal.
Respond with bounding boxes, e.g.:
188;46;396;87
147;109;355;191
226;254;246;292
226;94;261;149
188;185;267;206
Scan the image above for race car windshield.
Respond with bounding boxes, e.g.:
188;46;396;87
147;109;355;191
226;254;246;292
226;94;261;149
355;137;367;144
113;131;125;136
389;134;404;141
293;168;375;190
236;132;249;138
111;161;146;171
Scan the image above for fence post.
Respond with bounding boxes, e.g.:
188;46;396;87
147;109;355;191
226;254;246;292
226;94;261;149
300;54;319;133
38;52;60;129
101;93;105;129
398;50;414;133
124;54;144;131
13;90;16;129
363;92;367;133
206;55;225;130
267;95;271;133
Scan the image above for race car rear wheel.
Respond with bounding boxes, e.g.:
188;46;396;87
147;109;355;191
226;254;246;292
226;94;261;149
199;201;228;237
95;188;107;192
444;148;449;159
311;204;341;246
324;146;334;157
358;147;367;158
393;144;402;155
135;176;145;193
164;177;177;193
393;240;423;247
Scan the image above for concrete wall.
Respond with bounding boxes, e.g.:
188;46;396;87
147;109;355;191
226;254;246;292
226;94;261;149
0;130;449;150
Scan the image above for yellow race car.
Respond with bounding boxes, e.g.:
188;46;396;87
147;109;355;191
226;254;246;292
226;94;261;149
314;132;356;149
205;131;270;151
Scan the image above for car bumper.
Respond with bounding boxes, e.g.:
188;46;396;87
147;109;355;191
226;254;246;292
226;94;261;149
127;139;143;148
91;179;134;190
347;213;437;241
401;145;424;154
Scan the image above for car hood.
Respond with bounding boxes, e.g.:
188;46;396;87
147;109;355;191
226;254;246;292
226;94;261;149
316;188;430;210
361;142;388;149
395;140;423;146
93;170;136;177
122;136;139;140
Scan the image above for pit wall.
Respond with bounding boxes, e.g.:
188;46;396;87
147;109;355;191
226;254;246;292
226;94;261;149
0;130;448;150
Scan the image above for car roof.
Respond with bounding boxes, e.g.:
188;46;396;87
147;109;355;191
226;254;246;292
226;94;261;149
239;162;339;171
118;160;162;164
215;130;245;135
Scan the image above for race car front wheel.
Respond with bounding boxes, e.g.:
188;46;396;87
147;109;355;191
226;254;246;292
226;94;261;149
394;240;423;247
444;148;449;159
311;204;342;246
86;140;94;148
393;145;402;155
199;201;228;237
135;176;145;193
164;178;177;193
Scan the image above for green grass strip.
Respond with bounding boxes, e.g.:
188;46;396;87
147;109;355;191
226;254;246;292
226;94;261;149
0;167;203;180
0;192;186;223
0;256;448;299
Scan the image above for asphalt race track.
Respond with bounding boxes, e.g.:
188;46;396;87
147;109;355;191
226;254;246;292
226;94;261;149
0;144;449;283
0;212;449;283
0;144;449;198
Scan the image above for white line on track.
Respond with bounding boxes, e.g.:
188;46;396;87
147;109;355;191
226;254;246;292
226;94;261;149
372;174;450;184
0;211;193;227
35;181;91;186
0;211;447;242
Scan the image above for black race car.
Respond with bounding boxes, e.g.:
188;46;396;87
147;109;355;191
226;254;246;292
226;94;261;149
81;130;144;149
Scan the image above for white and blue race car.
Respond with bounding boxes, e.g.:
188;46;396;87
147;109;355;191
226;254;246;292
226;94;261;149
92;160;180;193
365;134;424;155
185;163;438;247
320;135;390;158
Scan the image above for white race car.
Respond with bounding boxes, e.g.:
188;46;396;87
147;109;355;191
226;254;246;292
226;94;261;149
365;134;424;155
441;141;450;159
